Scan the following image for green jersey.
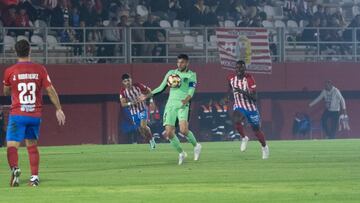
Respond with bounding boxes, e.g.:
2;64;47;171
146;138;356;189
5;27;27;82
152;68;197;107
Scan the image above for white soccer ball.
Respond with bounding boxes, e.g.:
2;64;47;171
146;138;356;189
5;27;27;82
167;74;181;88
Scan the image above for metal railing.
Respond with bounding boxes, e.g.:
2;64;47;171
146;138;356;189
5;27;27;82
0;26;360;64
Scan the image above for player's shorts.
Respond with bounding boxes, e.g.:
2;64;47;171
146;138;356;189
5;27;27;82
131;109;148;127
6;115;41;142
234;107;261;129
163;104;190;126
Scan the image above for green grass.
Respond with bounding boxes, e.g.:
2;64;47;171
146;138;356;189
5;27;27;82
0;139;359;203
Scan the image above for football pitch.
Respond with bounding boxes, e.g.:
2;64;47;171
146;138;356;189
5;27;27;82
0;139;359;203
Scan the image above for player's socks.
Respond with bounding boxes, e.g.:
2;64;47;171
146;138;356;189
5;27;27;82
7;147;19;169
27;145;40;176
254;130;266;147
235;122;246;138
185;131;197;147
169;136;183;153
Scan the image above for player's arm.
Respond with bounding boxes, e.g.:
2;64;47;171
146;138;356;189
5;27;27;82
182;72;197;105
120;97;138;107
3;69;11;96
234;75;257;102
46;85;65;125
337;89;347;114
140;71;171;101
3;85;11;96
309;90;325;107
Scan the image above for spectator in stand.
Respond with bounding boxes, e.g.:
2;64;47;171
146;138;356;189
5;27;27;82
302;16;320;42
333;8;346;27
313;4;325;21
79;0;98;26
143;14;161;60
324;6;332;21
178;0;196;19
118;15;129;27
343;14;360;42
216;0;232;18
70;6;80;27
226;0;245;21
17;0;38;22
60;20;79;56
189;0;210;27
103;17;121;61
131;15;145;60
149;0;169;19
50;1;68;36
2;6;17;37
152;30;166;62
15;6;32;36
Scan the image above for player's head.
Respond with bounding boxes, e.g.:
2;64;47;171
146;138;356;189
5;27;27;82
325;80;333;91
177;54;189;72
236;60;246;76
122;73;132;88
15;39;30;58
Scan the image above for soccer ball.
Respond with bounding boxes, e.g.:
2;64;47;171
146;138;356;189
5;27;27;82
167;74;181;88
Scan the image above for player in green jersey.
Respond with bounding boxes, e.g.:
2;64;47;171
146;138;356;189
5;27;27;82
140;54;202;165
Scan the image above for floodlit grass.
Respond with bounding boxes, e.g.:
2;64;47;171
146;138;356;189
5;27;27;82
0;139;359;203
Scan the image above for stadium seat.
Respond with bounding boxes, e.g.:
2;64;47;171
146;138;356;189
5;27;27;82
31;35;44;46
194;35;204;50
173;20;185;28
224;20;236;27
103;20;110;26
184;35;195;47
160;20;171;28
4;35;16;49
136;5;148;17
262;20;274;28
275;20;286;28
208;35;217;49
34;20;47;36
264;5;276;19
287;20;298;28
46;35;58;49
17;35;29;42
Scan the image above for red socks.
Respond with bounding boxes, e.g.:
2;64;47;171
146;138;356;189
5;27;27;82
7;147;18;169
27;145;40;176
255;130;267;147
144;129;153;143
236;122;267;147
235;122;246;138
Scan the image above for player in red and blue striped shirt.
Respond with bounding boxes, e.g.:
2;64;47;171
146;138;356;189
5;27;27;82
228;60;269;159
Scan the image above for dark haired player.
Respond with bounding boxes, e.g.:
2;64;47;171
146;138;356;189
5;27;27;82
228;60;269;159
3;40;65;187
140;54;201;165
119;74;156;149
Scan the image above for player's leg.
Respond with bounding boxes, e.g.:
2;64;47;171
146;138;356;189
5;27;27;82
25;139;40;186
163;107;187;165
139;119;156;149
247;111;269;159
321;110;331;139
178;106;201;160
24;117;41;186
328;111;340;139
233;108;249;152
6;115;26;187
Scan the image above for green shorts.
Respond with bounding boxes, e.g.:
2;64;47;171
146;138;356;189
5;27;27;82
163;104;190;126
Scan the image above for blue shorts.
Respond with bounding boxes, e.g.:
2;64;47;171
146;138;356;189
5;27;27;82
234;107;261;128
131;110;148;127
6;115;41;142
